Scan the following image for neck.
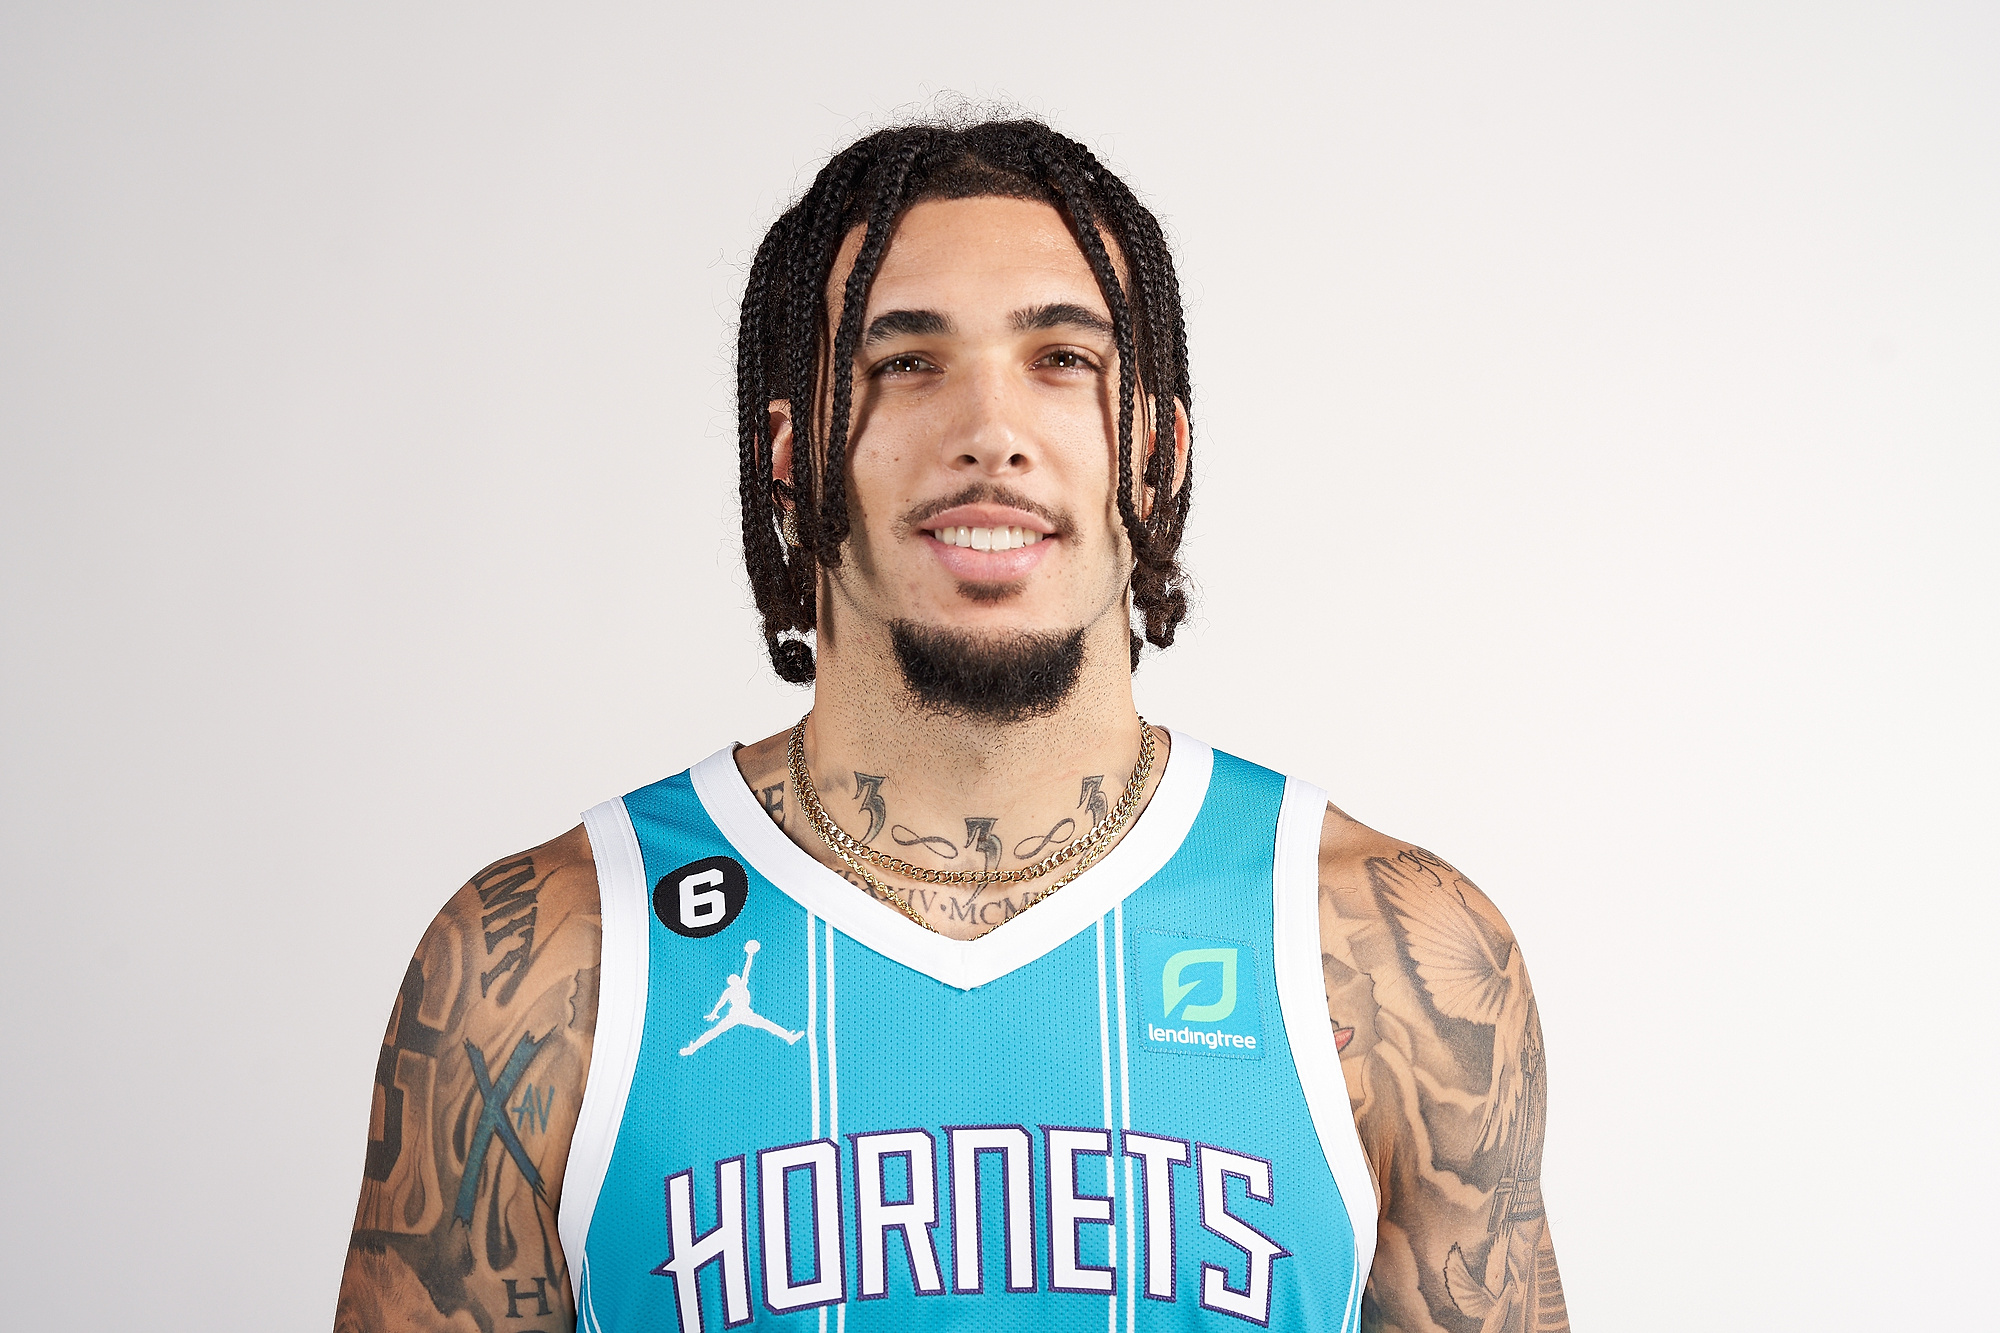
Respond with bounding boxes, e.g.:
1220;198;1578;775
733;606;1168;941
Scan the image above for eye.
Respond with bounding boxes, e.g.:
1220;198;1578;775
873;353;936;377
1039;348;1099;371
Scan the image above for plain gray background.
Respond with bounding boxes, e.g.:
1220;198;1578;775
3;3;1994;1329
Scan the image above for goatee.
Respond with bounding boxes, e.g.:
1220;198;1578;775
889;621;1087;722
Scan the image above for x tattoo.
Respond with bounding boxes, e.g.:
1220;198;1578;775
453;1031;548;1223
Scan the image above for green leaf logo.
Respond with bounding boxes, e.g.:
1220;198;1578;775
1161;948;1237;1023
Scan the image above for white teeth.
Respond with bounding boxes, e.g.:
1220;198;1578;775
929;524;1048;549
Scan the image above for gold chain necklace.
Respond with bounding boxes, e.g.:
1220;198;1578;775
788;714;1156;933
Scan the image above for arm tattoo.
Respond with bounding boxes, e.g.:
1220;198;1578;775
473;856;538;1004
338;843;599;1333
1322;838;1568;1333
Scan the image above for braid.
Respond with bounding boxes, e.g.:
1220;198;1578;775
821;134;930;559
1033;141;1175;667
735;218;803;678
1090;163;1193;650
1029;142;1143;553
734;115;1197;682
786;149;873;568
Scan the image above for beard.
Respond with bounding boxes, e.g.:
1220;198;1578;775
889;620;1087;722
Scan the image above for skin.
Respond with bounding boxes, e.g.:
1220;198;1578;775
335;829;600;1333
336;196;1567;1332
1317;815;1568;1332
745;196;1181;938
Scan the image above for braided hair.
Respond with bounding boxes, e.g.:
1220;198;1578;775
736;117;1194;684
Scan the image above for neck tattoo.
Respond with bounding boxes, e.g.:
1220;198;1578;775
787;714;1157;934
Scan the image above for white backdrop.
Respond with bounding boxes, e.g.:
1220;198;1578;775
3;4;1994;1329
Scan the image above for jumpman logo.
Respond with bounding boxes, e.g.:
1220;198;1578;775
679;939;804;1057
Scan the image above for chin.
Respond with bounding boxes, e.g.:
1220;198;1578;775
889;619;1089;721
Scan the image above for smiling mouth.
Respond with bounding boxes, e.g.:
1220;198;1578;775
925;525;1046;552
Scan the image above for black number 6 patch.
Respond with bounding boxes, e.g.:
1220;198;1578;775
654;856;749;938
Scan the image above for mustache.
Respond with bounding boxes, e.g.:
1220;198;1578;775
897;483;1074;538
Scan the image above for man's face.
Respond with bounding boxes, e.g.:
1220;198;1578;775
795;196;1146;657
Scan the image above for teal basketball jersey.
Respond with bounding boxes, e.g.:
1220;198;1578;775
559;734;1376;1331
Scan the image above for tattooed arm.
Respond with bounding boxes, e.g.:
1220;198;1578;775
1317;807;1569;1333
335;827;602;1333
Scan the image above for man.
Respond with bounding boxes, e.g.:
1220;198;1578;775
336;118;1568;1333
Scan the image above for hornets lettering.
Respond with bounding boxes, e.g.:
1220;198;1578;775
653;1125;1288;1329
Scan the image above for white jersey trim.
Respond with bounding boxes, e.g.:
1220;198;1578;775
1271;776;1379;1310
559;797;653;1297
689;731;1214;992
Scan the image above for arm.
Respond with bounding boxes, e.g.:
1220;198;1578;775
335;826;601;1333
1316;807;1570;1333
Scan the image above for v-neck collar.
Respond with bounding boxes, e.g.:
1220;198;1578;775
688;729;1214;991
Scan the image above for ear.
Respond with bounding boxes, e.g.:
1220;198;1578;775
768;400;796;489
1141;397;1191;519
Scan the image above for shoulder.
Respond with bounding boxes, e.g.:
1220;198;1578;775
392;824;603;1098
432;824;601;957
1313;802;1520;980
1309;801;1539;1140
379;826;604;1147
418;824;602;1035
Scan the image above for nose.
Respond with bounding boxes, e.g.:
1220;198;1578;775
945;358;1036;476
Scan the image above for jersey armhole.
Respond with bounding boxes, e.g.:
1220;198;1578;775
1272;776;1379;1313
559;797;652;1294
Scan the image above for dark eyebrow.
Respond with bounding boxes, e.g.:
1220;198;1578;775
862;309;955;345
1011;302;1115;337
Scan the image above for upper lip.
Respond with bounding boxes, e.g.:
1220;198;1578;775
915;504;1058;536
